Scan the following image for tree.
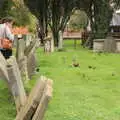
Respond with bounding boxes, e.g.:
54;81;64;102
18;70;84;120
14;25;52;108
24;0;113;48
112;0;120;8
24;0;49;44
24;0;78;46
77;0;113;48
69;10;88;31
0;0;36;32
48;0;78;46
0;0;13;18
11;0;31;26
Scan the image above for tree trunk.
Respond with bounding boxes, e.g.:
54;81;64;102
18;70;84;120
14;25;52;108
85;3;95;49
38;20;45;45
52;30;59;47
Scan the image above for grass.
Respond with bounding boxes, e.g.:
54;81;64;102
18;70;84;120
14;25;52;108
38;40;120;120
1;40;120;120
0;80;16;120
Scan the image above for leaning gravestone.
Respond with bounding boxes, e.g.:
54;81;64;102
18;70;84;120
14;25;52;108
51;36;54;52
16;76;53;120
7;56;27;112
44;37;51;52
27;53;37;78
32;79;53;120
44;36;54;52
18;56;29;82
24;40;37;79
25;34;32;47
16;37;26;62
58;31;63;50
16;76;47;120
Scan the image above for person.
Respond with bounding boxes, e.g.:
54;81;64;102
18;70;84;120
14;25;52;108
0;17;14;59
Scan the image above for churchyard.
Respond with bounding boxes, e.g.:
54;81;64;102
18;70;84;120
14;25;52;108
0;40;120;120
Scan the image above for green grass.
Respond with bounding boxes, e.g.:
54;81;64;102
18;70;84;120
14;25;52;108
0;80;16;120
1;40;120;120
38;40;120;120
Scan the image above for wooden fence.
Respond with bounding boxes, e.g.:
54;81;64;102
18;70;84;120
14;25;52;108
0;34;53;120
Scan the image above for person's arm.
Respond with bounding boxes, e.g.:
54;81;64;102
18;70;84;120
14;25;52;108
5;25;14;41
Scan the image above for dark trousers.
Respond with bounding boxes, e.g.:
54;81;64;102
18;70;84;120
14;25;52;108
0;49;12;59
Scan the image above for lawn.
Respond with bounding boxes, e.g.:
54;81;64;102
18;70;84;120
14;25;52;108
1;40;120;120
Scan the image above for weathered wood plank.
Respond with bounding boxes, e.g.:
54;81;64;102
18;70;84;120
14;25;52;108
15;76;47;120
7;56;26;112
32;80;53;120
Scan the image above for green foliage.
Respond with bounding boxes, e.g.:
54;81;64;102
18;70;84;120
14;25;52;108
76;0;113;41
0;0;14;18
24;0;79;45
94;0;113;39
10;2;31;26
0;0;37;32
69;10;88;31
0;80;16;120
10;1;37;32
27;15;37;33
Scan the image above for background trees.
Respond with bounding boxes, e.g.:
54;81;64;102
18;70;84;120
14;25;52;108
0;0;116;48
24;0;49;44
24;0;114;48
24;0;78;46
69;10;88;31
0;0;36;32
0;0;13;18
76;0;113;48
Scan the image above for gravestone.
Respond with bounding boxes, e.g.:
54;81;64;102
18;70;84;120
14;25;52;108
44;36;54;52
104;36;116;52
18;56;29;82
25;40;37;79
7;56;27;112
58;31;63;50
32;83;52;120
16;76;47;120
44;40;51;52
16;76;53;120
25;34;32;47
27;53;37;78
16;37;26;62
93;39;104;52
51;37;54;52
115;39;120;52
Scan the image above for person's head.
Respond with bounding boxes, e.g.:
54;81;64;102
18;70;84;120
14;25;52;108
2;16;14;26
2;17;14;29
